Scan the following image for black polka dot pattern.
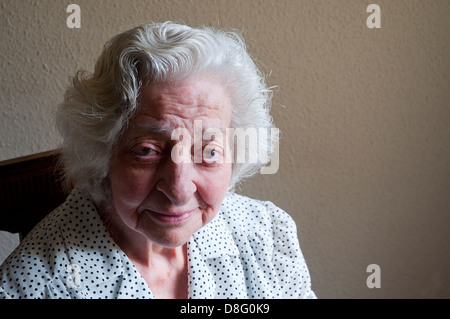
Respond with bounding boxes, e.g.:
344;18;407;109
0;189;316;299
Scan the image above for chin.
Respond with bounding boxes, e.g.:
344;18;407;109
136;212;202;248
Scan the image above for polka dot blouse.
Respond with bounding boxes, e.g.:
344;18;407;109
0;189;316;299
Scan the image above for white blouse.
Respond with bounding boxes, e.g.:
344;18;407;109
0;189;316;299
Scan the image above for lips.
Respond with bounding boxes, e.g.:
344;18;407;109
143;209;195;224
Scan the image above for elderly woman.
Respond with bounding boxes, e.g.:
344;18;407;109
0;22;315;299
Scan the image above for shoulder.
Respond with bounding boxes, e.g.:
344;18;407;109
219;192;316;298
219;192;298;256
0;189;109;298
0;203;69;298
220;192;297;236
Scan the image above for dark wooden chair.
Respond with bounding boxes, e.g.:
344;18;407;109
0;150;70;240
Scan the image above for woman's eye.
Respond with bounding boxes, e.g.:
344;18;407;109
204;148;216;159
133;147;157;157
202;144;222;163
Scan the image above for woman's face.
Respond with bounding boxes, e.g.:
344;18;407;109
108;76;233;248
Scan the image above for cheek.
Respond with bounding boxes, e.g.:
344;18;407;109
109;162;154;211
197;164;232;211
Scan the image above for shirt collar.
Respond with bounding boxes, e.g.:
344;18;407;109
191;203;240;259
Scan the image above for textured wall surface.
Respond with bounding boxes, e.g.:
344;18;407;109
1;0;449;298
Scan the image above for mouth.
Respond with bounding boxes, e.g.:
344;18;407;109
143;209;195;225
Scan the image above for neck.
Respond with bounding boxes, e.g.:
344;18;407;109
120;231;186;268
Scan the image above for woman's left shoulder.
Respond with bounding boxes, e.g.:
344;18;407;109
220;192;297;238
218;193;317;299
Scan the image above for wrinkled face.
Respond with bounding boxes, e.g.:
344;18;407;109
108;76;233;248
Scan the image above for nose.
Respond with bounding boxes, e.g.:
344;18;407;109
156;159;197;206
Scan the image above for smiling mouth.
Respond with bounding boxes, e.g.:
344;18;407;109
144;209;194;225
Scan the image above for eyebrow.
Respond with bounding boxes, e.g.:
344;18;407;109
133;122;227;143
134;123;173;136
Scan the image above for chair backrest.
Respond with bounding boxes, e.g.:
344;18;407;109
0;150;70;239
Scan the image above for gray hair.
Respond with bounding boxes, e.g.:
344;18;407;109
56;21;277;204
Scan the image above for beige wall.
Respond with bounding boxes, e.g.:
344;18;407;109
1;0;449;298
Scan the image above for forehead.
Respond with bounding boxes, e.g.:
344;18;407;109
134;76;232;132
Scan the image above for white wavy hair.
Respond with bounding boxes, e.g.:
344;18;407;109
56;21;277;204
